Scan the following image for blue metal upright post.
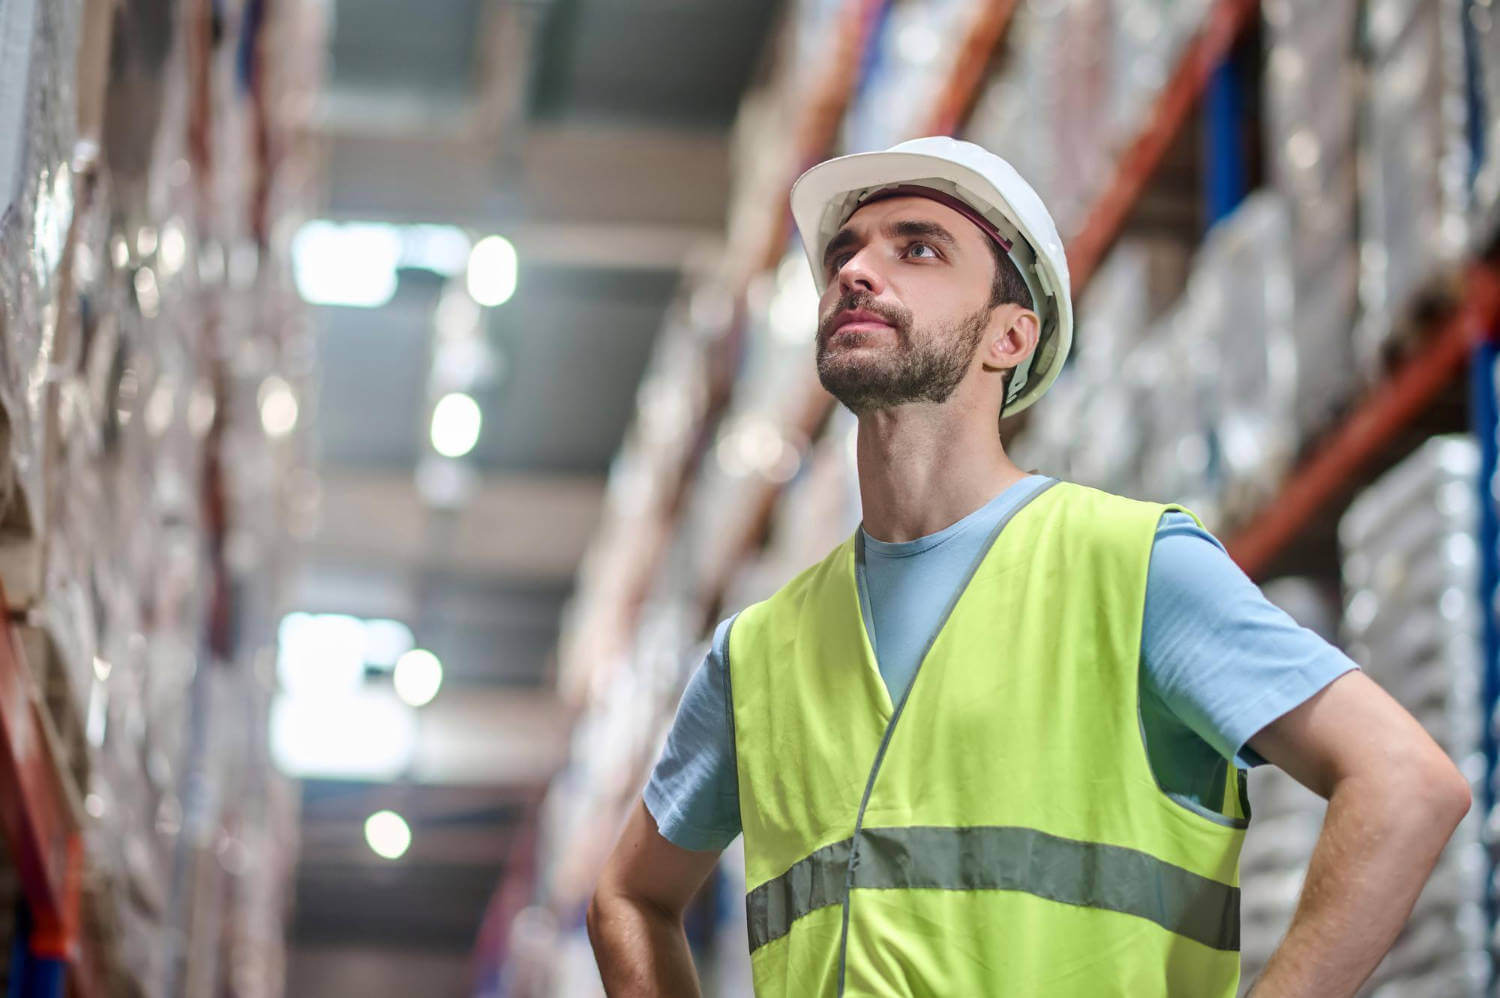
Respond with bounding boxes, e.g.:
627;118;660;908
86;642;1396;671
6;902;64;998
1470;340;1500;995
1472;343;1499;810
1204;55;1248;226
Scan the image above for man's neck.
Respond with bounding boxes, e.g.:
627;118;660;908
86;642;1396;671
855;399;1029;543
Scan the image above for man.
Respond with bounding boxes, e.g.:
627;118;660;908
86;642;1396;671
587;137;1470;997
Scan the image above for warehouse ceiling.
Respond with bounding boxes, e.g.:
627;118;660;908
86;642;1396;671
287;0;779;958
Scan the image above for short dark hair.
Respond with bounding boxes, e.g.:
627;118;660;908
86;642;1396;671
986;238;1033;310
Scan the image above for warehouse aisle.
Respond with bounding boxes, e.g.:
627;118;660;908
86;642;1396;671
3;2;1500;997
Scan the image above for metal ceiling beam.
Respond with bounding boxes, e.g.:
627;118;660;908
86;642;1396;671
318;121;729;230
314;0;542;147
298;470;605;586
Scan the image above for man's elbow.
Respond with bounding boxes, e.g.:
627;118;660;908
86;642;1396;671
1393;753;1471;833
586;888;610;950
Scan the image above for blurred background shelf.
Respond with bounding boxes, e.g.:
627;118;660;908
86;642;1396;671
1226;261;1500;579
0;593;82;972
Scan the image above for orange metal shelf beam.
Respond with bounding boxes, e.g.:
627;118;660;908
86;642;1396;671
571;0;886;672
1066;0;1260;291
0;583;83;964
1225;263;1500;578
751;0;886;276
924;0;1021;137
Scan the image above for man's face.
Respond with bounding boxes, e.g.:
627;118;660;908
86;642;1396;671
815;196;997;415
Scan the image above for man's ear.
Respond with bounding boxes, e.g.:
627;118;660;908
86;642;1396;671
980;305;1040;373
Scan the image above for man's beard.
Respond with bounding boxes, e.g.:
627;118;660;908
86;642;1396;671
815;292;989;415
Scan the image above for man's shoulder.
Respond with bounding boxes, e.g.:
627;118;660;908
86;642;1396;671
1035;479;1185;532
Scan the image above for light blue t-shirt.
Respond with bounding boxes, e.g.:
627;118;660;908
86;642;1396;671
643;475;1357;851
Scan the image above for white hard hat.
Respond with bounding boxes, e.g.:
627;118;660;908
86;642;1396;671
790;136;1073;415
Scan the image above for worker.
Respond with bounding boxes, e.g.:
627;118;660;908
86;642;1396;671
586;137;1471;997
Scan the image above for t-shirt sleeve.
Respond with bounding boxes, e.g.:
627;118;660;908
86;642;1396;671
641;613;743;851
1142;512;1360;768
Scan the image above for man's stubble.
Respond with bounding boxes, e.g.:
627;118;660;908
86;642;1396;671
816;291;991;415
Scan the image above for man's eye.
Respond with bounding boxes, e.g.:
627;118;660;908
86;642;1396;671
906;242;938;259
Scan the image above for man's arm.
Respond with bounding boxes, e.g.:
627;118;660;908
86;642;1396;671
587;800;723;997
1243;670;1471;997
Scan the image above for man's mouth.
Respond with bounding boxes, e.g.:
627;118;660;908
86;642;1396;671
829;309;895;337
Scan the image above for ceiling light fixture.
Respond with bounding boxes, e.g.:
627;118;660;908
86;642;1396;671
430;392;482;458
466;234;518;307
393;648;443;707
364;810;412;860
291;220;402;308
258;375;299;438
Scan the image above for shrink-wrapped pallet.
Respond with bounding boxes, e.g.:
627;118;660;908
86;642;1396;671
1355;0;1470;376
1338;437;1486;997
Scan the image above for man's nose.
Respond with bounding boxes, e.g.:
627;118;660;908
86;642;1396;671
835;247;883;296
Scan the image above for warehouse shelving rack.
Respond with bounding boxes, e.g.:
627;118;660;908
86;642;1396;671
705;0;1500;607
0;0;312;991
559;0;1285;701
0;576;105;997
569;0;1499;689
556;0;889;704
1225;263;1500;577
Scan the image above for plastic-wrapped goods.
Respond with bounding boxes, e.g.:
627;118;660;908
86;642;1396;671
1262;0;1361;439
1134;298;1223;522
1015;313;1155;497
1185;193;1298;523
1008;239;1186;493
1078;353;1158;499
724;0;856;282
1263;0;1359;207
785;0;859;105
742;250;820;416
558;271;734;702
0;0;85;539
1355;0;1470;379
1007;363;1088;483
841;0;974;151
1072;237;1190;377
968;0;1219;238
1335;436;1487;997
1237;774;1326;983
679;250;820;591
1105;0;1216;154
965;0;1114;238
0;0;319;990
1014;193;1302;527
732;404;861;608
1467;0;1500;245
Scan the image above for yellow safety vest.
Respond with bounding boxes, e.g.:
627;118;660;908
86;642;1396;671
727;480;1247;996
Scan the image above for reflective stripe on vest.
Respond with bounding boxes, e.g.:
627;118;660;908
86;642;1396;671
747;824;1240;953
